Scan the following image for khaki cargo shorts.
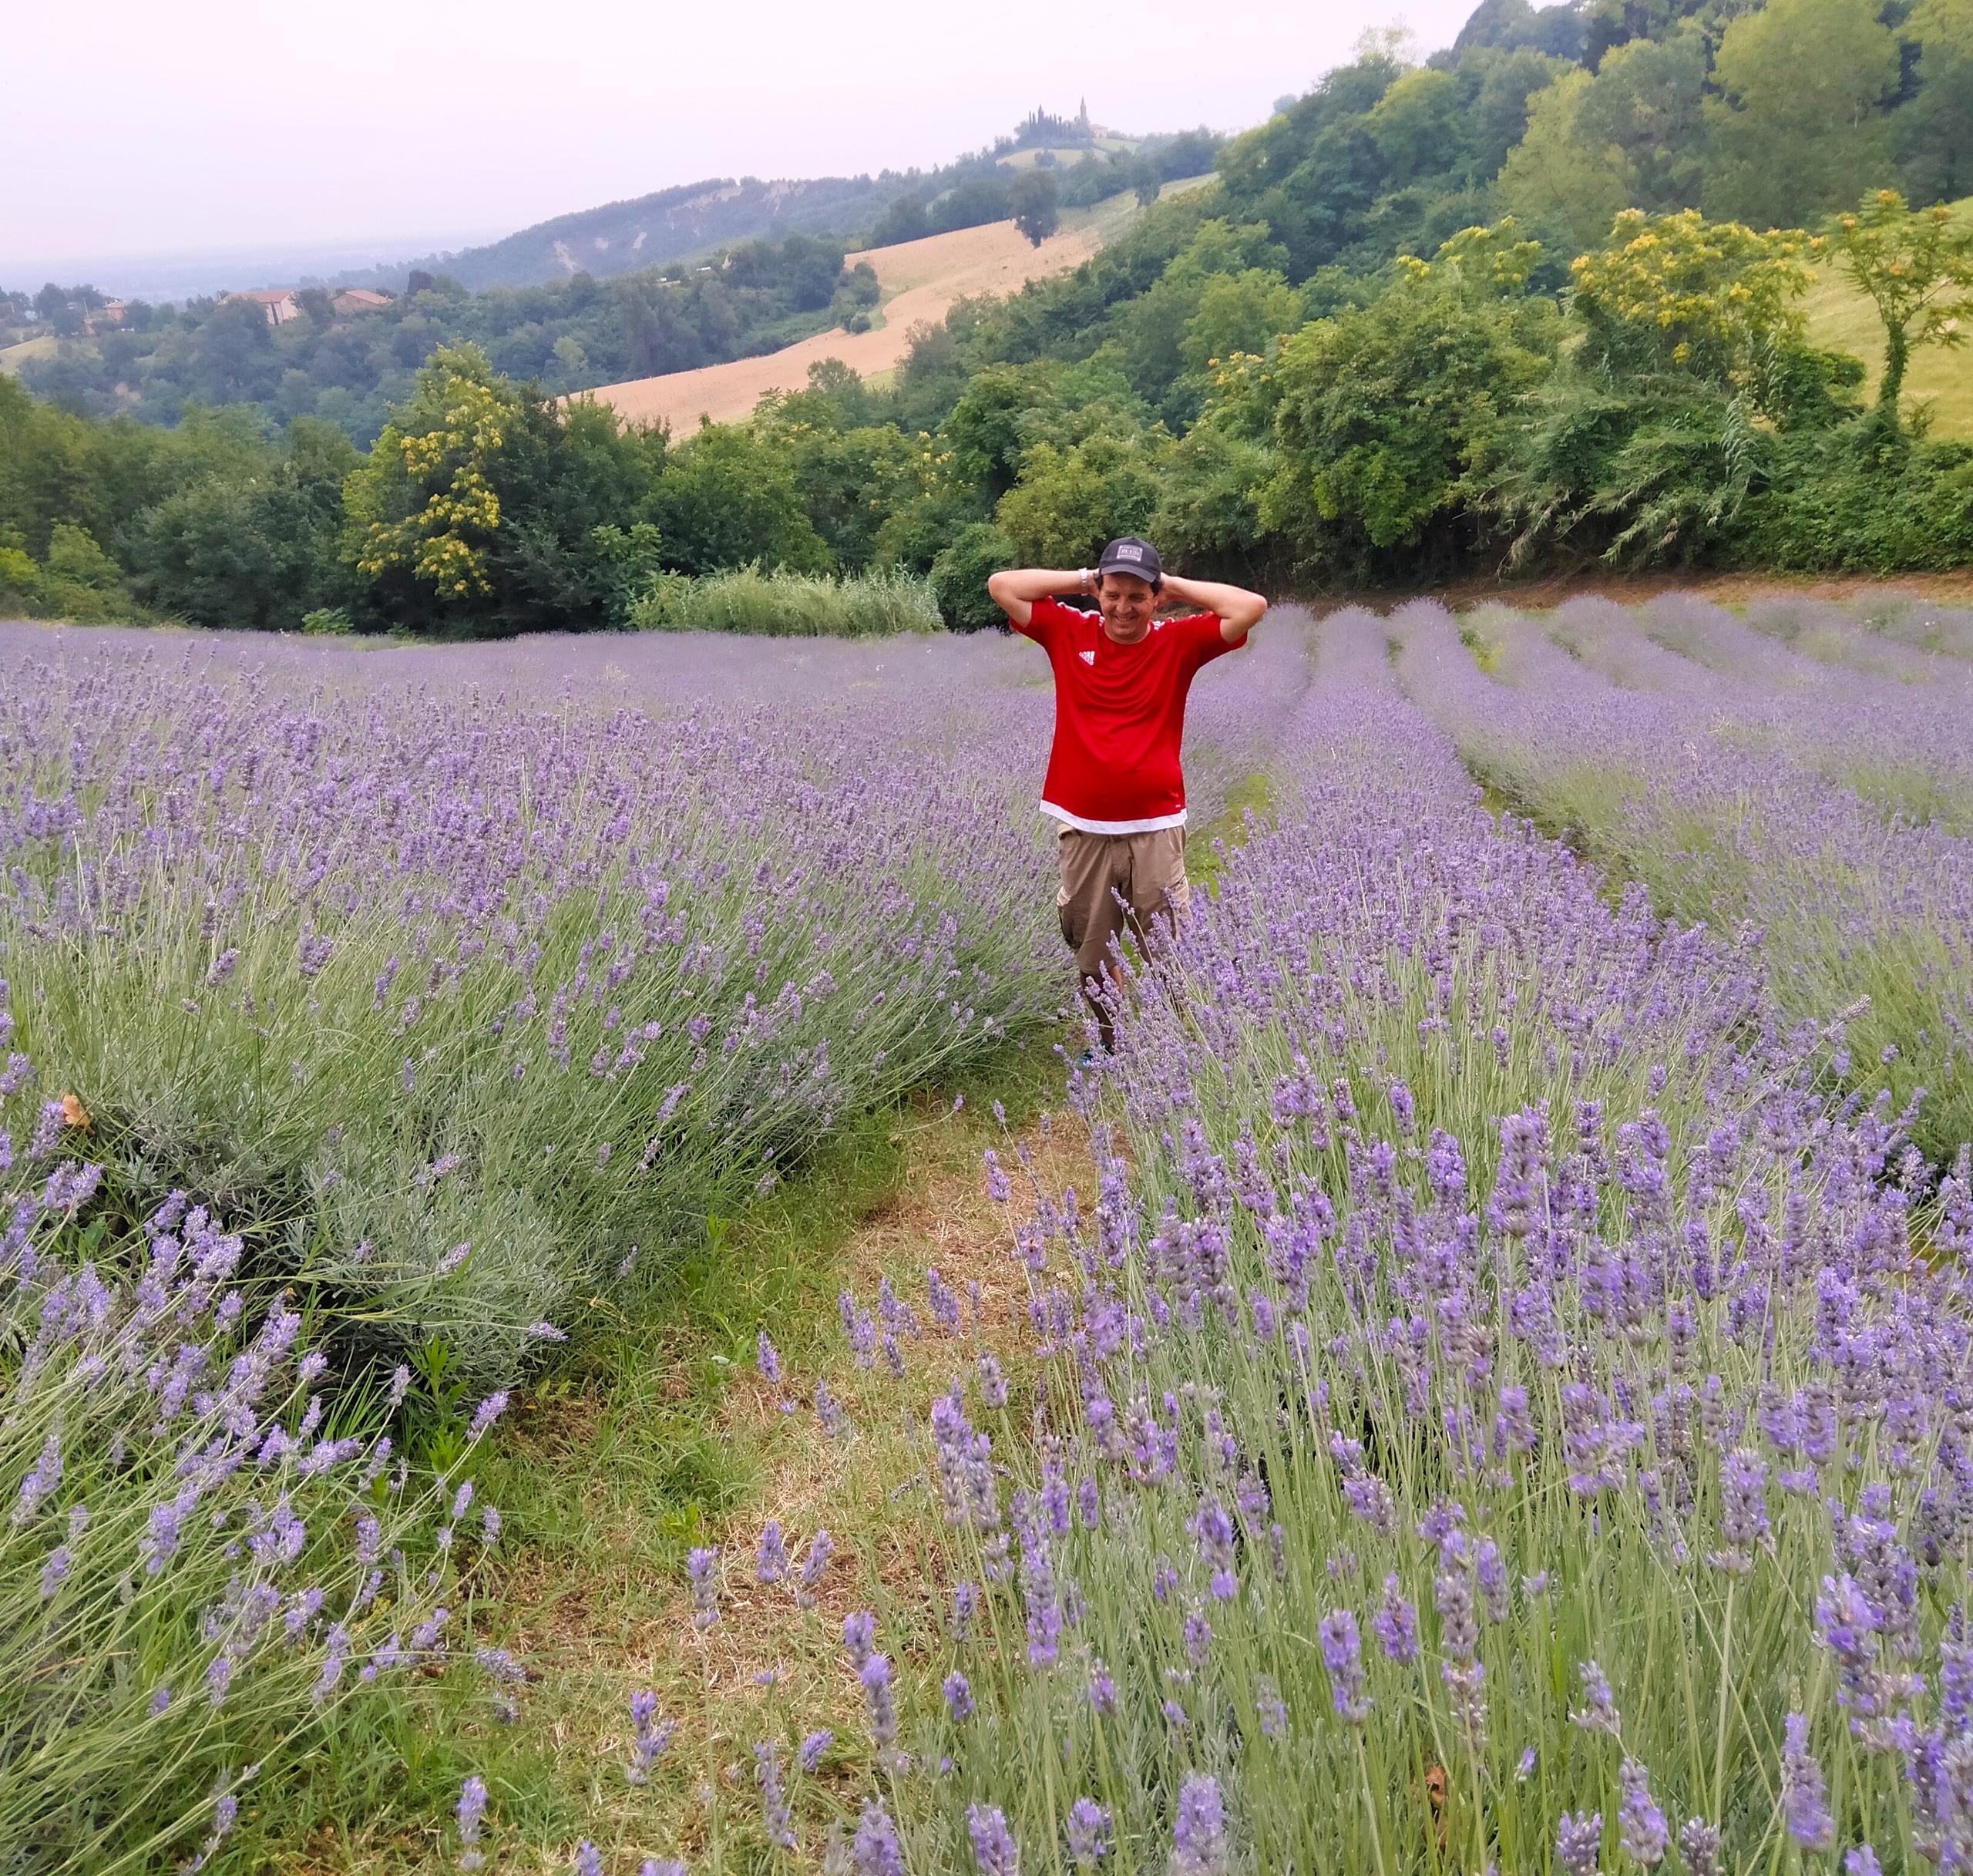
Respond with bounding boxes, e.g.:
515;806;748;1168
1055;824;1190;1015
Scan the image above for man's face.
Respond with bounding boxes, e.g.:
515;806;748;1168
1096;570;1158;637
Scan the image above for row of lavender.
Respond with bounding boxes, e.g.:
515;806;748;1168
0;620;1295;1871
1390;593;1973;1159
808;608;1973;1876
0;625;1073;1390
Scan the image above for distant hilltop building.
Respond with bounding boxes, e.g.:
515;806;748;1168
1012;101;1096;150
221;288;301;325
331;287;392;316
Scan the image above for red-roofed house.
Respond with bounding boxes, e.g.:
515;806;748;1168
222;288;301;325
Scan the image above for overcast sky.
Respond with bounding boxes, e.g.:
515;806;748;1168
5;0;1484;277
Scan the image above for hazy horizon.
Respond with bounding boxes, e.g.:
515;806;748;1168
5;0;1484;291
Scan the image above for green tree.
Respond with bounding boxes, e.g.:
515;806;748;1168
1009;170;1062;247
1366;68;1472;186
1497;71;1632;257
650;421;829;574
929;519;1020;630
1826;189;1973;425
342;343;521;602
994;432;1159;566
44;521;121;588
1898;0;1973;204
1179;271;1305;382
1574;27;1708;213
1263;273;1559;566
1704;0;1899;229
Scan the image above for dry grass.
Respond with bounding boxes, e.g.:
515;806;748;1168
374;1074;1094;1871
579;215;1111;433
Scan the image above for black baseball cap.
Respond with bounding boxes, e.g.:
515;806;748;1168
1097;536;1162;583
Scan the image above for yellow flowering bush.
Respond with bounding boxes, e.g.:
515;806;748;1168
341;345;521;601
1568;208;1814;387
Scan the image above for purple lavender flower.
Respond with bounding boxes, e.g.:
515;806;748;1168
1190;1494;1239;1601
39;1545;70;1599
8;1430;62;1527
627;1690;676;1784
854;1799;906;1876
1557;1812;1603;1876
686;1545;719;1630
1678;1820;1720;1876
1319;1609;1371;1722
1709;1448;1770;1575
844;1609;877;1669
944;1670;975;1721
468;1391;509;1438
456;1775;488;1871
1374;1575;1420;1663
1170;1773;1227;1876
861;1652;897;1749
757;1330;782;1386
573;1842;603;1876
1845;1851;1883;1876
1256;1676;1289;1737
1571;1661;1622;1736
756;1740;795;1851
756;1520;788;1585
1782;1713;1834;1851
1065;1797;1111;1868
815;1378;848;1437
799;1728;832;1772
797;1528;833;1607
967;1804;1020;1875
1617;1759;1668;1865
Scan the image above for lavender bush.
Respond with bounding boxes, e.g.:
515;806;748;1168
0;627;1082;1386
1;1105;486;1868
832;612;1973;1875
1393;597;1973;1158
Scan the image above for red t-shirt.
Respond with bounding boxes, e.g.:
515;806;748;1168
1016;595;1244;832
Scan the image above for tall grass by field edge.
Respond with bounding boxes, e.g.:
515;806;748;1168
629;565;943;637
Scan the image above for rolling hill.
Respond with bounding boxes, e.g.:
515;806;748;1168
378;173;899;294
579;180;1202;432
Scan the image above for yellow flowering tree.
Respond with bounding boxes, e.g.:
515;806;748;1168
1826;189;1973;428
341;345;521;602
1568;208;1816;389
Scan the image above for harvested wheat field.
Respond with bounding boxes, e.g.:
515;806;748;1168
577;216;1104;431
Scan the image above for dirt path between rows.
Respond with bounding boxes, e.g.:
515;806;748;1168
468;1085;1091;1868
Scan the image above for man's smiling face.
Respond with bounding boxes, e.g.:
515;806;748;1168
1096;570;1158;639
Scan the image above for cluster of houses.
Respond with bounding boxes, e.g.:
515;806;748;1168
218;286;393;325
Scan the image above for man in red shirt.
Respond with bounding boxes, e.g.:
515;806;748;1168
987;536;1268;1052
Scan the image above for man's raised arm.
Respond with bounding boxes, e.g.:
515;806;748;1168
987;566;1087;632
1159;573;1269;644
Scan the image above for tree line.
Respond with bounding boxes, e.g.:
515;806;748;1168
2;0;1970;636
8;236;878;445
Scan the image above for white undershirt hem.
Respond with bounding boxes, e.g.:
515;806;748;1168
1040;802;1188;835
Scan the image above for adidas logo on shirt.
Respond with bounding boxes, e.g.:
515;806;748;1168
1078;649;1096;664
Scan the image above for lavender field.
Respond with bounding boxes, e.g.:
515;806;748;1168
5;592;1973;1874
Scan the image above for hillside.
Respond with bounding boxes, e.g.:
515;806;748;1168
381;173;896;293
580;182;1196;432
